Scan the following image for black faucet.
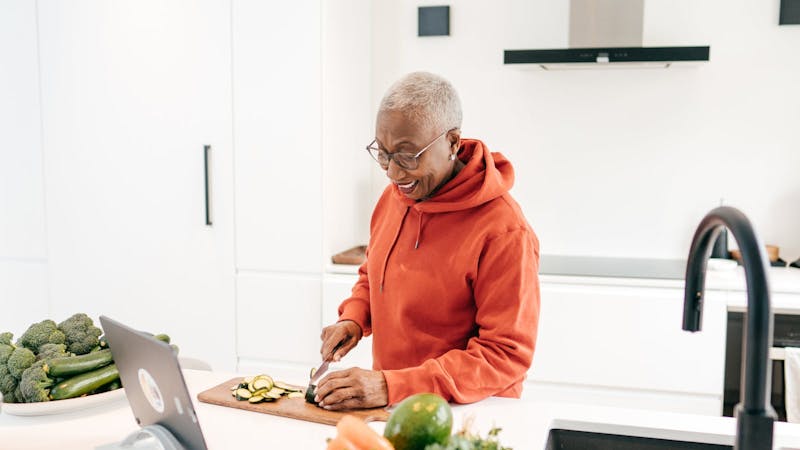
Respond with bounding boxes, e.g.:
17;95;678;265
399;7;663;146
683;206;775;450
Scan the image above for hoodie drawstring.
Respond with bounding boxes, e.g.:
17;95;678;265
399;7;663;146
380;206;410;292
415;211;424;249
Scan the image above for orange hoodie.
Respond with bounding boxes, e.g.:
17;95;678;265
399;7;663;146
338;138;540;405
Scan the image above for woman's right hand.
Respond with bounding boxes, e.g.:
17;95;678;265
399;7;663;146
320;320;362;362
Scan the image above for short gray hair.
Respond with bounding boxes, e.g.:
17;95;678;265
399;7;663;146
378;72;462;132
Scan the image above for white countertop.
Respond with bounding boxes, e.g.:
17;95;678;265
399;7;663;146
3;369;800;449
329;263;800;313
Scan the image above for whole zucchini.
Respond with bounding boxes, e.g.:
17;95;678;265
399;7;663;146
49;349;113;377
50;363;119;400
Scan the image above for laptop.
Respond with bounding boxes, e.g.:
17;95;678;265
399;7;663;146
100;316;208;450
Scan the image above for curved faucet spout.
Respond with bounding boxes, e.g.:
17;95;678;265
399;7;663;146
682;206;774;450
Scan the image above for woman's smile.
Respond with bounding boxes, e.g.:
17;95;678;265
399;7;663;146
395;180;419;195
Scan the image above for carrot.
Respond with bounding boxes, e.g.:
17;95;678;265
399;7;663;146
326;435;357;450
336;415;394;450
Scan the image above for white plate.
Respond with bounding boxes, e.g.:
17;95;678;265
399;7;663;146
2;388;126;416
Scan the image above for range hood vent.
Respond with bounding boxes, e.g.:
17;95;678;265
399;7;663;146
504;0;710;69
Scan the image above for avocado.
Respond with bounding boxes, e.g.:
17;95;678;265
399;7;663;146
384;393;453;450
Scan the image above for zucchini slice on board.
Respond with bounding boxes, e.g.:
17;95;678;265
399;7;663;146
253;377;272;391
235;388;253;401
273;381;299;392
248;395;265;404
231;373;305;403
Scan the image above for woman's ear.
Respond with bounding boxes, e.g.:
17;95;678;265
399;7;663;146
448;128;461;149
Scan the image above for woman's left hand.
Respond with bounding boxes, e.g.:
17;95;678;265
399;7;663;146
314;367;388;410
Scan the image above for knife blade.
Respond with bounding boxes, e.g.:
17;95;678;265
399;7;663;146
309;340;344;385
309;360;330;385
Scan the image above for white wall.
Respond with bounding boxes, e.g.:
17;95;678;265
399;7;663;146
0;0;50;334
362;0;800;261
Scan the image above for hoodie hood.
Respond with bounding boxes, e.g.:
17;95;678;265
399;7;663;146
391;138;515;213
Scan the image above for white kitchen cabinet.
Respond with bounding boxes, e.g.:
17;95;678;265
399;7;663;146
0;0;49;333
321;269;728;414
232;0;323;274
236;273;322;365
0;0;47;262
528;281;727;414
0;262;49;335
37;0;236;370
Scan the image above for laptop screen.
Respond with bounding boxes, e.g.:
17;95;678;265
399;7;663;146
100;316;208;450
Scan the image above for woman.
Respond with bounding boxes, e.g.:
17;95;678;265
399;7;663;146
314;72;540;410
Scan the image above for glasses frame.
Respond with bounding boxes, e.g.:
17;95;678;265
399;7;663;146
366;128;455;170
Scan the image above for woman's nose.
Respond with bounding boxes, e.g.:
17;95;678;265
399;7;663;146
385;159;406;180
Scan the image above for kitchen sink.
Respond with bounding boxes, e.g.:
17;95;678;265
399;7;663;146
545;429;733;450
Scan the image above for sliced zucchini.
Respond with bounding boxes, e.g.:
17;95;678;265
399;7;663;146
235;373;300;402
235;388;253;400
253;377;272;391
251;388;269;397
273;381;298;392
265;390;282;399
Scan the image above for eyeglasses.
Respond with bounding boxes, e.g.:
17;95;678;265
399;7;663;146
366;128;453;171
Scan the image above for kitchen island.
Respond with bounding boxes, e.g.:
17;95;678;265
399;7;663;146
3;369;800;449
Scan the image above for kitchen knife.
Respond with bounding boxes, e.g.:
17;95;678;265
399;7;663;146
309;360;331;385
309;340;344;385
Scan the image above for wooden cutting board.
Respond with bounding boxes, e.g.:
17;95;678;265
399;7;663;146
197;378;390;425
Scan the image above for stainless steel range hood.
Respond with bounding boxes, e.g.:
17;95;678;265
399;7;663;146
504;0;709;70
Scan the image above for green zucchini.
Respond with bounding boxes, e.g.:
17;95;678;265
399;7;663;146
49;349;114;377
305;384;318;405
50;363;119;400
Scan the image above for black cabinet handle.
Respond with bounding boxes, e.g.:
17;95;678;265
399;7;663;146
204;145;213;226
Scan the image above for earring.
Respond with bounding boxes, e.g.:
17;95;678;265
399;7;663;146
449;154;456;161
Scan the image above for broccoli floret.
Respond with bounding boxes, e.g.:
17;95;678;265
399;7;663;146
17;320;66;353
58;313;102;355
7;346;36;379
0;341;14;365
0;364;18;400
13;384;23;403
19;360;54;403
1;379;19;403
36;343;72;362
0;332;20;400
